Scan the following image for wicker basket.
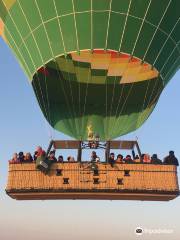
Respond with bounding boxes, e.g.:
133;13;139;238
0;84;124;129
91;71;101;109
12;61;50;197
6;163;179;201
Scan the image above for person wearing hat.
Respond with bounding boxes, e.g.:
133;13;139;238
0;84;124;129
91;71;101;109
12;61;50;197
163;151;179;166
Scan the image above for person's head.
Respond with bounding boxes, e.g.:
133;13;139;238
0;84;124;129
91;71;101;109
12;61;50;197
169;151;174;156
58;155;63;161
152;154;157;159
18;152;24;158
110;153;115;159
36;146;42;152
143;154;150;161
126;155;131;160
25;152;31;160
12;153;18;159
92;151;97;157
49;151;55;158
117;154;123;160
67;156;71;162
135;155;139;159
71;157;75;162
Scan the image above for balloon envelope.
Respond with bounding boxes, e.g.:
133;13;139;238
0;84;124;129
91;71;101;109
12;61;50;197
0;0;180;140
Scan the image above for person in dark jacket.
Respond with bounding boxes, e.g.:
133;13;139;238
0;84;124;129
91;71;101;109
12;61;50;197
18;152;24;163
124;155;133;164
91;151;99;162
109;153;115;167
163;151;179;166
48;151;57;163
57;155;63;162
151;154;162;164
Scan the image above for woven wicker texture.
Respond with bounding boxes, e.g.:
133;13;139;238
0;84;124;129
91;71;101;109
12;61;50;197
7;163;178;192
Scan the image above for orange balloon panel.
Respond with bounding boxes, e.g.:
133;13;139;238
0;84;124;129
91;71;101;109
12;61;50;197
71;50;159;84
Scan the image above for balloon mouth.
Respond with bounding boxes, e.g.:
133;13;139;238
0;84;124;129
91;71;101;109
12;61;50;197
32;49;162;140
36;49;159;85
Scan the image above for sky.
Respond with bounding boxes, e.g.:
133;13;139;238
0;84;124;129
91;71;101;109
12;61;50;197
0;37;180;240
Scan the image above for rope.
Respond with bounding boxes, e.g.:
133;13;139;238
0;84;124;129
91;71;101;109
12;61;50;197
91;0;93;51
81;67;91;139
53;0;78;137
110;0;173;139
17;0;52;126
142;0;173;62
110;0;152;137
53;0;77;128
34;0;75;137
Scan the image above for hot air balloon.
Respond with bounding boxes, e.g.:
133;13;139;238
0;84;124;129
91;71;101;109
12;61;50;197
1;0;179;201
0;0;179;140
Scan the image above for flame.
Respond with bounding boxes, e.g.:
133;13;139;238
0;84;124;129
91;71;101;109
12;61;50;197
87;124;94;140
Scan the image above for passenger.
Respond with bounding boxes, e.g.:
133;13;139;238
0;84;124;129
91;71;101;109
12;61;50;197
133;155;141;163
48;151;57;163
116;154;124;163
24;152;33;163
33;151;38;161
57;155;63;162
124;155;133;164
71;157;76;162
34;146;46;161
141;154;145;161
151;154;162;164
109;152;115;167
18;152;24;163
142;154;151;163
91;151;99;162
67;156;75;162
163;151;179;166
9;153;19;164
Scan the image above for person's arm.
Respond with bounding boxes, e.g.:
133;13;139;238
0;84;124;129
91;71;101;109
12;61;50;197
175;158;179;166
